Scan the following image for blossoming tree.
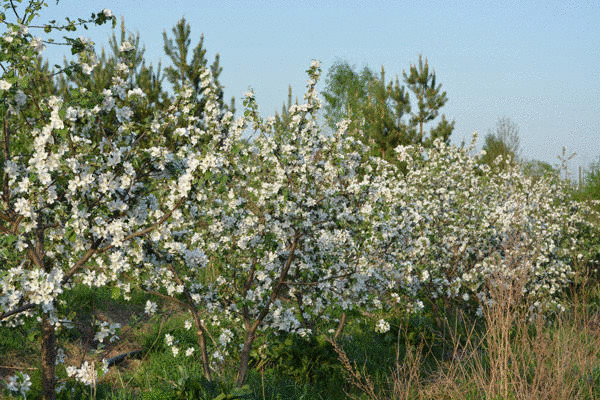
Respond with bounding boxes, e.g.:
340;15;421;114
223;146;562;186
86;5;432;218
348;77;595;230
139;61;417;385
1;2;597;398
0;2;234;398
383;138;593;321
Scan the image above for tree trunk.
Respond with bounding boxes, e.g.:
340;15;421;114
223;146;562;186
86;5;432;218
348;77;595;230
165;263;213;381
190;310;211;381
235;234;299;386
197;329;211;381
236;331;256;386
41;314;56;400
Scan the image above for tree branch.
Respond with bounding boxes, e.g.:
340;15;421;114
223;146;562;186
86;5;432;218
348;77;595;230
0;303;35;320
3;107;10;205
99;197;186;253
61;246;98;284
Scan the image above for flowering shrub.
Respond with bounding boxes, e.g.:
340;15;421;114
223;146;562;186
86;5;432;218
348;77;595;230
1;1;597;396
138;60;597;386
383;138;595;318
140;61;411;385
0;2;235;397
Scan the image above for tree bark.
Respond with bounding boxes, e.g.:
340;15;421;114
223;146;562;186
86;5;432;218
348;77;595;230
236;330;255;387
41;313;56;400
190;309;211;381
235;234;300;386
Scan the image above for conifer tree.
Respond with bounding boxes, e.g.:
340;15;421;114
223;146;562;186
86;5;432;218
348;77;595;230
362;67;411;159
272;85;298;137
323;63;412;160
403;55;453;146
162;17;234;117
323;56;454;161
31;56;58;97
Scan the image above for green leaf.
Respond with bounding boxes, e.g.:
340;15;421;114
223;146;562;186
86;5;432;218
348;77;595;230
111;286;121;300
27;329;38;343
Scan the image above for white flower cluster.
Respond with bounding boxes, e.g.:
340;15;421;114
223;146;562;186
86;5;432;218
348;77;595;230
66;360;107;387
375;319;390;334
0;79;11;90
144;300;158;316
6;373;31;397
218;328;233;347
165;333;180;357
94;321;121;343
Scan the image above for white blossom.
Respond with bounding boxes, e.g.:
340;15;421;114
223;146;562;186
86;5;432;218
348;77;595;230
6;373;31;396
165;333;174;346
145;300;157;315
375;319;390;334
119;41;134;52
0;79;12;90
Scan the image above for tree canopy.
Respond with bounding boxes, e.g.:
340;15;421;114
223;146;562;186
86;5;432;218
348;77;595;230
322;55;454;161
480;116;521;168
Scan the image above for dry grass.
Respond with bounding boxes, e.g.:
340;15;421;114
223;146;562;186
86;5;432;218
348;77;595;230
333;243;600;400
334;292;600;400
450;272;599;400
328;337;379;400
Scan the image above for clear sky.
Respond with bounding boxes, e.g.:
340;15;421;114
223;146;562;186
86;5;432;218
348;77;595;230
35;1;600;174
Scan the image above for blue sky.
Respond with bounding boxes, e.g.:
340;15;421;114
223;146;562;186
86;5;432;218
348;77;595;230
37;1;600;173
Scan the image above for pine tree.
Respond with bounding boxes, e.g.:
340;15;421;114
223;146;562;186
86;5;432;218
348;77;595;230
30;56;58;98
162;17;234;117
361;67;411;159
272;85;298;138
322;56;454;161
403;55;453;146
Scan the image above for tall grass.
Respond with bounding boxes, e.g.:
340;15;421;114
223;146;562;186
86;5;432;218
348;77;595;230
332;251;600;400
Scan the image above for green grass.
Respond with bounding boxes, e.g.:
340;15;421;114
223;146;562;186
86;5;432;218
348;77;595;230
2;283;600;400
